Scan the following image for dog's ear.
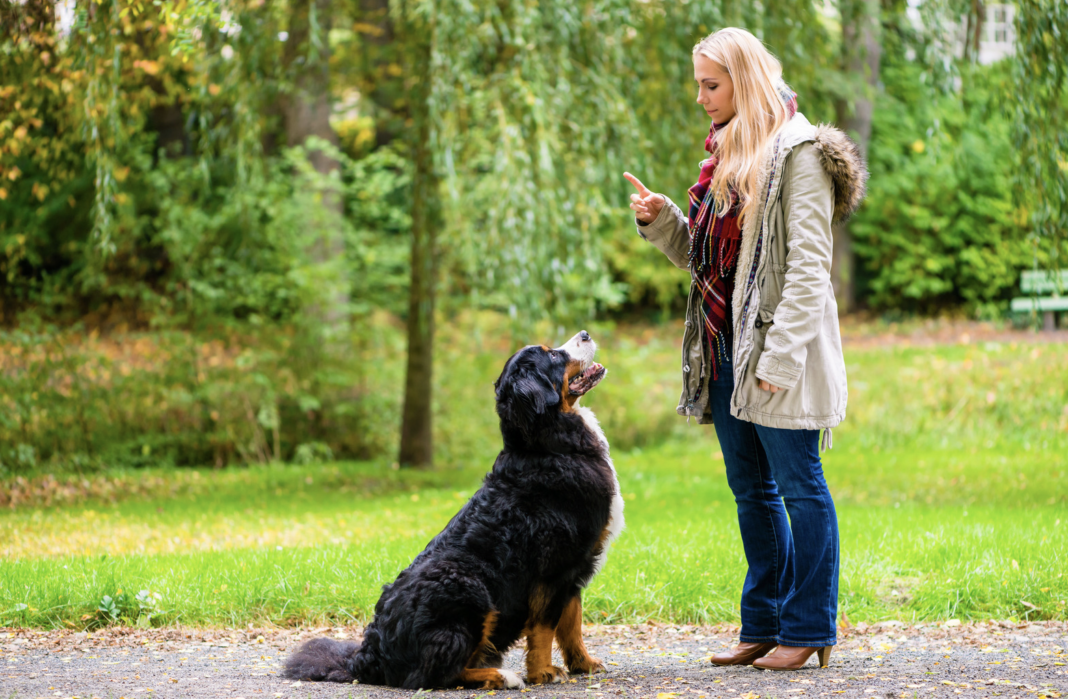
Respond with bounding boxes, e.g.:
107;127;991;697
496;370;561;424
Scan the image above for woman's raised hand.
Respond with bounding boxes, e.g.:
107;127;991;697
624;172;665;224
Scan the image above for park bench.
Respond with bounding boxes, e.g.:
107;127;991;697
1010;269;1068;331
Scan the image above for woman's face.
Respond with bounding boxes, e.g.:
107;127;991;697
694;53;736;123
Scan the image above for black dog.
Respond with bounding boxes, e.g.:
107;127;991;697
283;330;623;690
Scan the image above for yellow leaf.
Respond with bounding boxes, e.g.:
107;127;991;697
134;60;160;76
911;140;925;153
114;166;130;183
0;187;6;200
208;83;221;96
657;694;678;699
352;21;385;37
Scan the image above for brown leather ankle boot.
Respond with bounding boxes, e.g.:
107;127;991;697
752;645;833;670
709;642;778;666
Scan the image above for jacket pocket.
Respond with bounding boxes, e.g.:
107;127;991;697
759;263;788;315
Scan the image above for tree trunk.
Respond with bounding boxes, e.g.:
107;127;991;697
282;0;348;323
397;13;440;468
833;0;881;314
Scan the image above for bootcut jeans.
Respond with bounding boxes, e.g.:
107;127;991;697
707;345;840;648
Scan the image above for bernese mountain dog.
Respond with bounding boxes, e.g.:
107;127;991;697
283;330;624;690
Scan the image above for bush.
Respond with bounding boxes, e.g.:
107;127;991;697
0;313;404;476
851;56;1033;318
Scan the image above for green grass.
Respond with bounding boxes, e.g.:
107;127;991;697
1;323;1066;628
1;440;1064;629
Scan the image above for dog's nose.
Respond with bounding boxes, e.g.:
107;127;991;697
580;330;590;342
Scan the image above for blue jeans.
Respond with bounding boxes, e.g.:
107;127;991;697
707;347;839;647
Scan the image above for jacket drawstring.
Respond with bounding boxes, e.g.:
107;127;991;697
820;427;833;453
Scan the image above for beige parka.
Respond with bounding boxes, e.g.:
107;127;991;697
636;112;868;452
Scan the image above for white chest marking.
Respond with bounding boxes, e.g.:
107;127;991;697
575;406;625;580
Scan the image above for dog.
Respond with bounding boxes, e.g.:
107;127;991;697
283;330;623;690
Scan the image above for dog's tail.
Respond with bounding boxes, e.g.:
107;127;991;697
283;637;377;684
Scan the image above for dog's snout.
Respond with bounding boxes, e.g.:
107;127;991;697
580;330;590;342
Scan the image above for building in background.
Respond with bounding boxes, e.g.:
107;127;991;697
974;3;1016;63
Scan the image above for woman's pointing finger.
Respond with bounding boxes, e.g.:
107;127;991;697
623;172;651;196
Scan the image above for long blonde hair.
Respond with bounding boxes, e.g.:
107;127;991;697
693;28;793;223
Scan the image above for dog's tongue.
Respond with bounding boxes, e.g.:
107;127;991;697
568;363;606;396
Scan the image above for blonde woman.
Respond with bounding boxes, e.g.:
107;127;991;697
625;28;867;671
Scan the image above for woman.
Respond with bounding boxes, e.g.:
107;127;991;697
624;28;867;671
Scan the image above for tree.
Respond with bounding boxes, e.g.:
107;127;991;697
833;0;883;313
396;1;439;468
282;0;349;323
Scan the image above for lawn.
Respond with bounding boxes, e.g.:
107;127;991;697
1;322;1065;629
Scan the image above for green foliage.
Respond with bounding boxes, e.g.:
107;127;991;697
3;0;1054;330
428;0;641;321
851;54;1032;316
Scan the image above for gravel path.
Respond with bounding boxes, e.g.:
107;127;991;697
2;621;1065;699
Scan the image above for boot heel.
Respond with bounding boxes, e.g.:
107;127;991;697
816;646;832;667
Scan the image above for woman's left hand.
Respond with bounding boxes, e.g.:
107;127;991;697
758;379;782;393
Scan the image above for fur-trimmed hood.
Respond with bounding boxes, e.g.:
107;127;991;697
778;114;869;223
811;124;869;223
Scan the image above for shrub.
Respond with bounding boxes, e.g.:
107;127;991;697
851;56;1033;318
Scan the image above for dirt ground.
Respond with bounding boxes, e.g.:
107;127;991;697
2;620;1065;699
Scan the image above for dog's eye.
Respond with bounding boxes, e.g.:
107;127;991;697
549;351;557;360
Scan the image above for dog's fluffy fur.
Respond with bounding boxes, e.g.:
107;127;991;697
283;332;623;690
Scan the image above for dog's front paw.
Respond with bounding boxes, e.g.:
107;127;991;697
526;666;569;685
497;669;525;689
568;656;606;675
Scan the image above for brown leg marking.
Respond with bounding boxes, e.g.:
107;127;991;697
457;668;514;689
555;595;605;674
525;623;568;685
466;610;500;669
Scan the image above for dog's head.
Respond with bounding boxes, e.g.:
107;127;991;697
493;331;606;436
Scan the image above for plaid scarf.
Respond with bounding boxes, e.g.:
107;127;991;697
687;85;798;382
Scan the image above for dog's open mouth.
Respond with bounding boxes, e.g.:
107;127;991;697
568;362;606;396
